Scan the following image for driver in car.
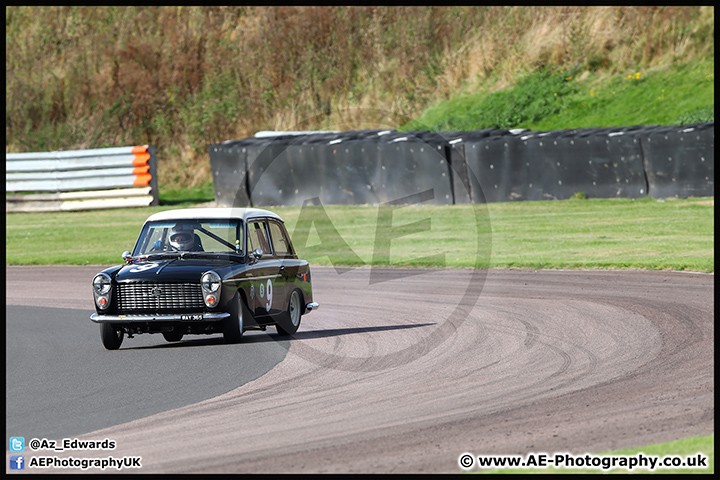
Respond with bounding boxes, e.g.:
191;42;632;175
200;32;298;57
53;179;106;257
169;225;204;251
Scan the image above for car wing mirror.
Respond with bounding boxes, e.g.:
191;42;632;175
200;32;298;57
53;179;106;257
248;248;264;264
122;251;132;263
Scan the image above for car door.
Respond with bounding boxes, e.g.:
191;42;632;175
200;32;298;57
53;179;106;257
246;218;285;323
267;219;299;308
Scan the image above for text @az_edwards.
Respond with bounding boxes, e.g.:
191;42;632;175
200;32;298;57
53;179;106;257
9;436;142;472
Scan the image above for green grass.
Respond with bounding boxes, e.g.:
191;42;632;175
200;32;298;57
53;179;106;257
158;182;215;206
534;60;715;130
273;197;714;273
403;59;714;132
403;67;583;131
483;197;714;272
478;434;713;474
5;197;713;272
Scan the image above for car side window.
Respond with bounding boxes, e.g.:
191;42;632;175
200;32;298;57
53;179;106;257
268;221;292;256
247;220;272;256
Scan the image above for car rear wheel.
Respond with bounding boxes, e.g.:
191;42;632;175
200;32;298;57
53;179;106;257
223;292;246;344
276;289;302;336
101;323;124;350
162;331;184;342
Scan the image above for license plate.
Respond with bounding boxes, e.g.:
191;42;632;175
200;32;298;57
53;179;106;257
180;314;203;321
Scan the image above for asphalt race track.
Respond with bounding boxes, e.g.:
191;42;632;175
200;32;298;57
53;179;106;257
5;265;714;473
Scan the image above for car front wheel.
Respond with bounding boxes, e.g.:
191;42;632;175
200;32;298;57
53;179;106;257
101;323;124;350
223;292;246;344
276;289;302;336
162;331;184;342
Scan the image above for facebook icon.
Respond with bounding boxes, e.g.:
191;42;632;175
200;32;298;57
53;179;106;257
10;455;25;470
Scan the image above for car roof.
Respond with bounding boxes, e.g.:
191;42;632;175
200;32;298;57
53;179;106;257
144;207;284;224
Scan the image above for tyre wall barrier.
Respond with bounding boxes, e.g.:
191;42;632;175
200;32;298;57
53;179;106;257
6;145;158;212
209;139;251;207
639;123;715;198
209;123;713;207
459;127;649;202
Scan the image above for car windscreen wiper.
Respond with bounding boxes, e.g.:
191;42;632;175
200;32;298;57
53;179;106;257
213;252;246;262
176;251;246;262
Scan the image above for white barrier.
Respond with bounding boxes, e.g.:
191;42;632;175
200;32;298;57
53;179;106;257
6;145;158;212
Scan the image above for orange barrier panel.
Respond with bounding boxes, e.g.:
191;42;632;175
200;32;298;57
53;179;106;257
133;173;152;187
7;144;158;210
132;153;151;166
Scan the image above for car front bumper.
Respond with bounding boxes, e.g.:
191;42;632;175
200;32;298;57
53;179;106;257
91;312;231;323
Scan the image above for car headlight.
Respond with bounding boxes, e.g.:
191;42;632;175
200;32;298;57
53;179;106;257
93;273;112;295
93;273;112;310
201;271;221;293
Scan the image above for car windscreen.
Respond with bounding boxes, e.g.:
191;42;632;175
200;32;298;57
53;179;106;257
133;219;243;256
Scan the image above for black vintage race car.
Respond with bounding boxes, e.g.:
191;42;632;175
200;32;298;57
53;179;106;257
91;207;318;350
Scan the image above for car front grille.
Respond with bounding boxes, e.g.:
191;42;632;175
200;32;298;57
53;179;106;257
117;282;204;312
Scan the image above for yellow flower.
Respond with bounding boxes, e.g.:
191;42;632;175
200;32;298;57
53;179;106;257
635;72;642;79
590;89;595;96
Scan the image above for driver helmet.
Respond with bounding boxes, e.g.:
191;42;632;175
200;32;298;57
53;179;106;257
169;225;195;251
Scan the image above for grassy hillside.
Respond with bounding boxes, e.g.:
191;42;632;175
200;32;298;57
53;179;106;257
5;6;715;191
402;58;714;132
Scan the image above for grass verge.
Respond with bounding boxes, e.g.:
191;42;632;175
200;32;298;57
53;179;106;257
5;197;713;272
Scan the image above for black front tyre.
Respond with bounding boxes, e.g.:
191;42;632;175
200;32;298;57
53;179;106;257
101;323;124;350
223;292;246;344
162;331;184;342
276;289;302;336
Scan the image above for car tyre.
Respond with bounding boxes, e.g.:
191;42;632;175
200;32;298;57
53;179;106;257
223;292;246;344
276;289;302;336
162;331;184;342
101;323;124;350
